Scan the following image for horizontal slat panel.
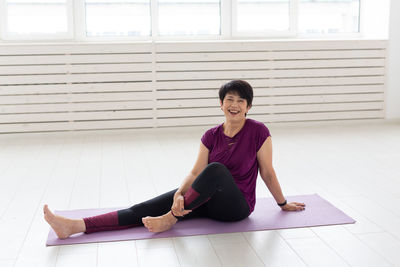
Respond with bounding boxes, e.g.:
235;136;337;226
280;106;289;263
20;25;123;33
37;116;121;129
0;119;154;133
66;54;152;64
252;85;385;96
0;82;152;95
0;63;154;75
0;65;67;75
0;101;154;113
156;102;384;118
156;68;385;81
0;55;67;65
67;73;153;83
0;83;383;97
0;40;387;133
156;50;386;62
156;59;386;71
156;85;384;99
69;63;153;73
157;110;384;127
0;92;153;104
255;94;384;105
0;54;152;65
253;102;384;113
0;42;152;55
156;76;386;90
0;74;67;85
0;110;154;123
157;116;224;127
155;40;386;52
157;94;384;108
254;110;385;122
0;73;152;85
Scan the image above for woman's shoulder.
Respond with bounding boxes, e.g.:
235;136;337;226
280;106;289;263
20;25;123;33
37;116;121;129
201;124;222;150
204;123;222;135
202;124;222;141
246;118;269;130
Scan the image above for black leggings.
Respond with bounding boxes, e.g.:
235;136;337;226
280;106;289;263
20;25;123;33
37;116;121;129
83;162;250;233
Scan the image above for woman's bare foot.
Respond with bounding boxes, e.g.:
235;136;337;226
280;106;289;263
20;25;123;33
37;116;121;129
43;204;85;239
142;211;178;233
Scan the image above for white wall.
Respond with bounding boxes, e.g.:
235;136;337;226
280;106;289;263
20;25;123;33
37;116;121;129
386;0;400;119
361;0;390;38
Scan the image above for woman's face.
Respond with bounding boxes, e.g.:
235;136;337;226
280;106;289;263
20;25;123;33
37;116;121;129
220;92;251;122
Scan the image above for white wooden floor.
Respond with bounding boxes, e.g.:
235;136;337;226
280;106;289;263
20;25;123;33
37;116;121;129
1;119;400;267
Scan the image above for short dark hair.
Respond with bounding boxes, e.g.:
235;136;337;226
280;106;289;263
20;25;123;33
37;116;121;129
219;80;253;108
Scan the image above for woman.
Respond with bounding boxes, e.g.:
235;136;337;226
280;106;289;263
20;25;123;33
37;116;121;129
44;80;305;239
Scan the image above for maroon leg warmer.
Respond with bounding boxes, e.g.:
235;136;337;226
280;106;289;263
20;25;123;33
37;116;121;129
184;187;211;210
83;211;138;234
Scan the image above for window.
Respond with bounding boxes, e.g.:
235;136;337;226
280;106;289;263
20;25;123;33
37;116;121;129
0;0;368;41
3;0;71;38
235;0;291;33
157;0;220;36
85;0;151;37
298;0;360;34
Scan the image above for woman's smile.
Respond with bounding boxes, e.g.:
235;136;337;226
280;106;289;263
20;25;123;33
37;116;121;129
228;109;240;116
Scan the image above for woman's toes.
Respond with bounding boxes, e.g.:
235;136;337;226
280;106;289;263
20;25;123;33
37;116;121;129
142;217;151;229
43;205;49;215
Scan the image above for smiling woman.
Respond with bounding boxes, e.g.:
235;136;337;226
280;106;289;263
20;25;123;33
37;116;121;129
43;79;305;239
219;80;253;121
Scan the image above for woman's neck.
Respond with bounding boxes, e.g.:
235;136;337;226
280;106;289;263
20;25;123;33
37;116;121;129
223;119;246;138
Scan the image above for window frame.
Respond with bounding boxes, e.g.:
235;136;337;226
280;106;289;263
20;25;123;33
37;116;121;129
0;0;364;42
80;0;225;41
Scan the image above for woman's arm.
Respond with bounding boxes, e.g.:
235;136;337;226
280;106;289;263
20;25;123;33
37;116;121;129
257;137;305;211
257;137;286;204
172;142;209;216
175;142;209;195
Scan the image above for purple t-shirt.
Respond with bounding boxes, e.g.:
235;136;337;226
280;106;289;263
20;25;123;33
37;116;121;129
201;118;271;213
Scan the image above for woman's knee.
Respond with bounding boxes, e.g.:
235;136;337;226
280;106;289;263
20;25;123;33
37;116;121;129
192;163;232;191
192;162;231;191
204;162;230;177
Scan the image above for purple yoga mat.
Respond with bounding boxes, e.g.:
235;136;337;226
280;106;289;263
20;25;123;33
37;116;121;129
46;194;355;246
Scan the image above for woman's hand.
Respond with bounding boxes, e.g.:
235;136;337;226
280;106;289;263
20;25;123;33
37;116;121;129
281;202;306;211
171;193;192;217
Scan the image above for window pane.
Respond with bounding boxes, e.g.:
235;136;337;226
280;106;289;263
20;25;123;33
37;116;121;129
158;0;220;36
6;0;68;35
299;0;360;34
236;0;290;32
85;0;150;37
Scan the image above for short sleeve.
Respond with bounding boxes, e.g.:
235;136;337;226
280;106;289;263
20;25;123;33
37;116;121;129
256;123;271;152
201;128;214;151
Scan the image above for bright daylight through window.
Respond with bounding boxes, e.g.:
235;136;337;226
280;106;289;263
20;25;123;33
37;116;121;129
299;0;360;34
157;0;220;36
4;0;68;35
0;0;364;40
236;0;290;33
85;0;151;37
